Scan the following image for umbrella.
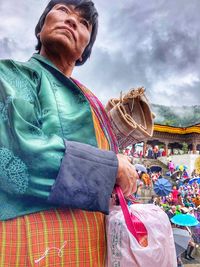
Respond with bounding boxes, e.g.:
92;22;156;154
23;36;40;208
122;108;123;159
189;177;200;185
171;214;199;227
172;228;190;256
165;171;171;176
134;164;147;173
171;170;181;180
179;178;190;185
182;171;189;179
176;165;187;172
153;178;172;196
149;165;162;173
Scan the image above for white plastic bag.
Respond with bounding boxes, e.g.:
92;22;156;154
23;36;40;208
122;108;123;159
106;187;177;267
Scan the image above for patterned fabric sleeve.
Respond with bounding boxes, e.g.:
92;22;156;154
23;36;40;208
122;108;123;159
0;71;65;199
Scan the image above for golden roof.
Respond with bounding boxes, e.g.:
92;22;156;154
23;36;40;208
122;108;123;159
154;123;200;134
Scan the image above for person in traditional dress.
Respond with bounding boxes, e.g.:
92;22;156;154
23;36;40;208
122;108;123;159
141;172;151;188
172;185;179;205
0;1;138;266
168;160;175;174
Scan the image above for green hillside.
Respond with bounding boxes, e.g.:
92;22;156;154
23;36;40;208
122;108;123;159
152;104;200;127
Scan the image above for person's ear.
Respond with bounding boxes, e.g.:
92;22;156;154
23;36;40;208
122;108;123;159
37;33;40;38
79;56;83;62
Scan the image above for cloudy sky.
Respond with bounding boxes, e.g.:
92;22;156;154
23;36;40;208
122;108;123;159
0;0;200;106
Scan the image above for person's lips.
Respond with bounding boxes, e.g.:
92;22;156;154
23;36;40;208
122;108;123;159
56;26;76;41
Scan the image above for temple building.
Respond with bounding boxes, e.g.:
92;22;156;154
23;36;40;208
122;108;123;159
144;123;200;156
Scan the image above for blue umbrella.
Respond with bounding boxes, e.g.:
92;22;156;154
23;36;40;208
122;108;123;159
150;165;162;173
171;214;199;227
153;178;172;196
189;177;200;185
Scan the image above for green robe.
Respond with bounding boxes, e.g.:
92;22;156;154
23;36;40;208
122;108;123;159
0;54;117;220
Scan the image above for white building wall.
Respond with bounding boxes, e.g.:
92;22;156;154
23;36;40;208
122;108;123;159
158;154;200;176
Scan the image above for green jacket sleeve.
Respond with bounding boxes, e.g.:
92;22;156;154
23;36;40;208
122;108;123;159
0;61;65;199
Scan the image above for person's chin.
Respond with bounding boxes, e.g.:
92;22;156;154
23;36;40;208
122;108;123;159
47;35;73;51
55;33;73;45
54;30;75;44
46;31;71;44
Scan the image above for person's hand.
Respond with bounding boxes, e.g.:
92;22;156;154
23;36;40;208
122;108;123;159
115;154;138;196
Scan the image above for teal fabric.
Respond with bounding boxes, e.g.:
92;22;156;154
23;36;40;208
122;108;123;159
0;54;98;220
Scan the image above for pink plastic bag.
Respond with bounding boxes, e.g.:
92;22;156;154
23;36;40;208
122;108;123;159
106;186;177;267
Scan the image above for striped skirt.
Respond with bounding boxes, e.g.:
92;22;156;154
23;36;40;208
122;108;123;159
0;209;106;267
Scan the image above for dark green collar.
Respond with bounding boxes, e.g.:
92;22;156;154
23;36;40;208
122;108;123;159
30;53;63;74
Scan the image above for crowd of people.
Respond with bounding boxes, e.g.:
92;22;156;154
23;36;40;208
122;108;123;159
143;170;200;266
123;143;200;161
150;182;200;266
131;157;200;266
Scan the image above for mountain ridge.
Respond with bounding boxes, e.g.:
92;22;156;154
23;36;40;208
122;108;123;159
152;104;200;127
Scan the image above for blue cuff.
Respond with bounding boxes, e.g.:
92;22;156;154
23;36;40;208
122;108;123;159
47;140;118;214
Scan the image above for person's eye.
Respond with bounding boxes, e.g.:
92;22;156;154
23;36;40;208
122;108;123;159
58;6;69;13
80;19;89;29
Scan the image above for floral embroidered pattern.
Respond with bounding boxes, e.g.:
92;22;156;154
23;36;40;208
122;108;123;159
0;192;22;219
1;68;35;102
0;96;13;121
0;147;29;194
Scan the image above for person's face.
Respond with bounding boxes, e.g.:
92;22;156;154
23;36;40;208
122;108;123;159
39;4;92;62
171;206;176;213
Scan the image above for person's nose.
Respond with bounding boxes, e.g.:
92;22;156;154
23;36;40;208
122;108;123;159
64;15;77;30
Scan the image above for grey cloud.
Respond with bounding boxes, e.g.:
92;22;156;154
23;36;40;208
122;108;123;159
74;46;150;104
0;0;199;106
0;38;14;57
